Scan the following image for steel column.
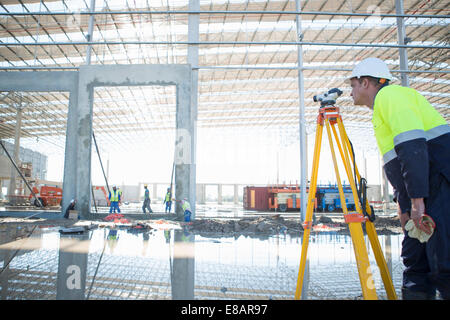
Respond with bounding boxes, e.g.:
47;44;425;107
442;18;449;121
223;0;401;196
396;0;409;87
187;0;199;219
85;0;96;65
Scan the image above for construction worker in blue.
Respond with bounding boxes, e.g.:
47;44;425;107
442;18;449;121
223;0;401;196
163;187;172;213
108;185;121;213
350;57;450;300
142;184;153;214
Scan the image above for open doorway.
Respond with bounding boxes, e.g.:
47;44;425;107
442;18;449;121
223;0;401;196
91;85;176;214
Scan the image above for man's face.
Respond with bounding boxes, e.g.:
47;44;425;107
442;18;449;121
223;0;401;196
349;78;366;106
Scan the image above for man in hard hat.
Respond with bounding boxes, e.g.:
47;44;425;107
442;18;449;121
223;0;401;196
142;184;153;214
349;57;450;300
163;187;173;213
174;197;192;222
109;185;121;214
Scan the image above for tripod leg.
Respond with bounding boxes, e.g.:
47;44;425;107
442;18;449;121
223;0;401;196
325;119;378;300
337;119;397;300
294;121;323;300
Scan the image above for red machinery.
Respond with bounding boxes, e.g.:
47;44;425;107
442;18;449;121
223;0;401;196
29;185;62;207
29;185;109;207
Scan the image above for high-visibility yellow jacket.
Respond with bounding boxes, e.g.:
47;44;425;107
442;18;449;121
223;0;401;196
372;85;450;212
182;200;191;212
109;189;120;202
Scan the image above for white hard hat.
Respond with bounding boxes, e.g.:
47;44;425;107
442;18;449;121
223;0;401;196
350;57;394;81
112;185;116;188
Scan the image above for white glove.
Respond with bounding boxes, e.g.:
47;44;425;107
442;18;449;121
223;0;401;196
405;215;436;243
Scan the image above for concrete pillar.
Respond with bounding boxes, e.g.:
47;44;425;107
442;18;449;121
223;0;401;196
56;234;89;300
174;0;198;220
217;184;222;205
172;229;195;299
8;106;22;202
75;69;94;218
234;184;239;205
62;84;79;216
396;0;409;87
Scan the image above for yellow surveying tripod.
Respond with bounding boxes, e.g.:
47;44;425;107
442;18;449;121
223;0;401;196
294;88;397;300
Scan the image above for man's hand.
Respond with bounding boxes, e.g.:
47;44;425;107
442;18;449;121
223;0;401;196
411;198;432;235
397;204;410;230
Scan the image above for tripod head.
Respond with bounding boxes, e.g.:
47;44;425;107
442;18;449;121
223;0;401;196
313;88;343;107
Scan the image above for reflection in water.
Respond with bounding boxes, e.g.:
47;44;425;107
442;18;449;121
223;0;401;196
56;232;89;300
0;224;404;300
172;228;195;300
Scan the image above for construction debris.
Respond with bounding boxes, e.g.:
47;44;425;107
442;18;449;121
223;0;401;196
184;215;402;237
59;226;89;234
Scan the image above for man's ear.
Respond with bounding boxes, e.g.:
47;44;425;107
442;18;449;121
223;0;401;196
361;77;370;89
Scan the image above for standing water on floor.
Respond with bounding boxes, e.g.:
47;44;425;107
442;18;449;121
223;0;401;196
0;223;404;300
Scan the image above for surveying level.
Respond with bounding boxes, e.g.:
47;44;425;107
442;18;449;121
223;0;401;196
313;88;343;107
294;91;397;300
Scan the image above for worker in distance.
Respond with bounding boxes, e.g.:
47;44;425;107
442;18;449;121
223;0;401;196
349;57;450;300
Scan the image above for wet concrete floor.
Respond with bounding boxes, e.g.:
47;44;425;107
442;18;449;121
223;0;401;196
0;219;404;300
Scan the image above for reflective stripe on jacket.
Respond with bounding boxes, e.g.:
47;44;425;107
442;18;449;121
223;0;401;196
373;85;450;212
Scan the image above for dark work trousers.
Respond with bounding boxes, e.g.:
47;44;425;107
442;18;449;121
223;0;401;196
142;198;152;213
401;173;450;299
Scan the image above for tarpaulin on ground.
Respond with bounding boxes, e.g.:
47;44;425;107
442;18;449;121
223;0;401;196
104;213;124;221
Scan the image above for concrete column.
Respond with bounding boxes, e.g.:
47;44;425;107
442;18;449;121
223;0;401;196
217;184;223;205
234;184;239;204
62;83;79;216
172;229;195;299
56;234;89;300
75;70;95;218
175;0;198;220
8;106;22;201
396;0;409;87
